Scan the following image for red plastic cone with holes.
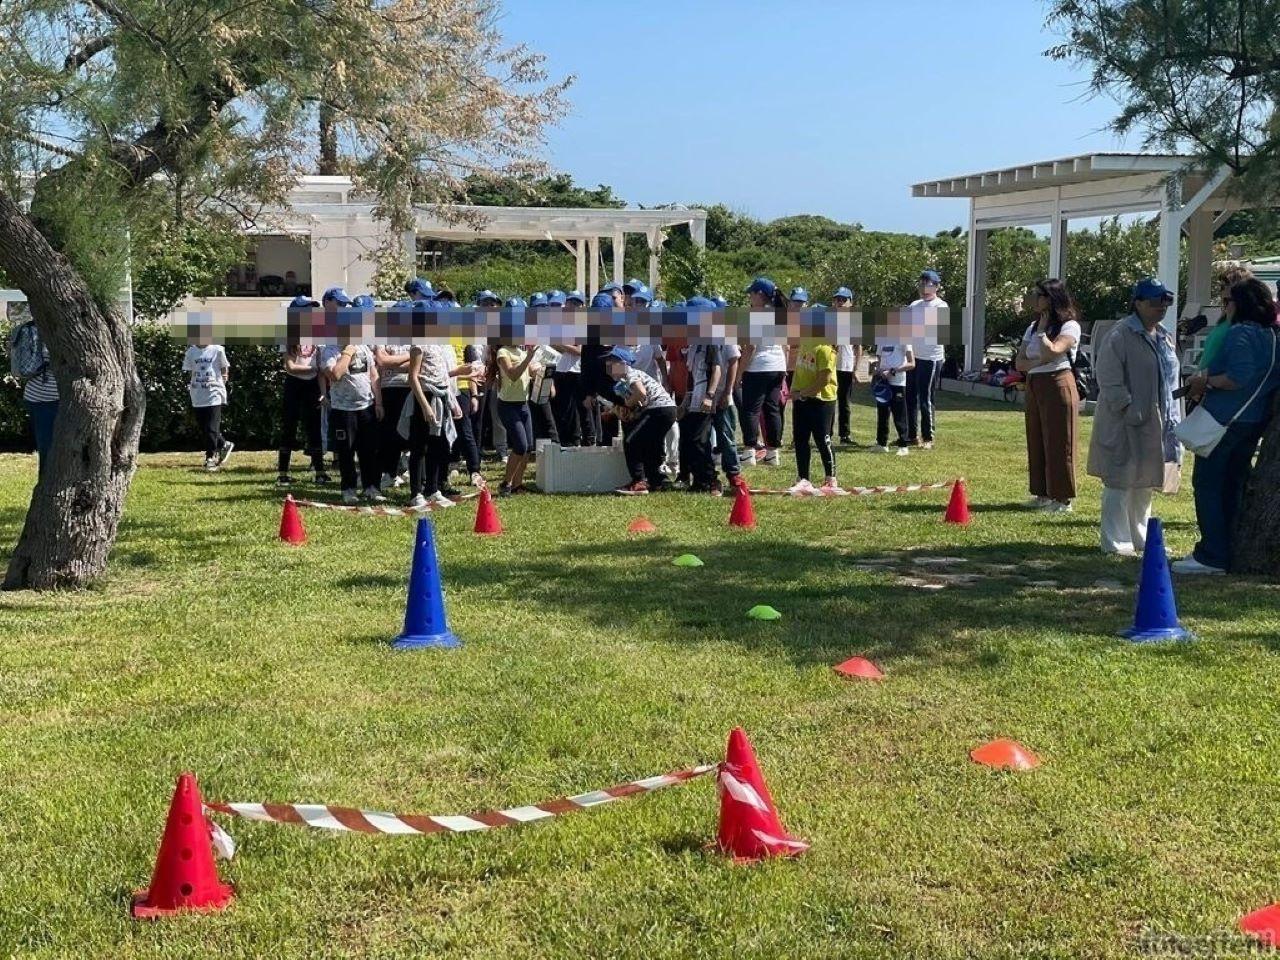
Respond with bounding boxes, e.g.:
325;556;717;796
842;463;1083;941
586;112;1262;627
833;656;884;680
279;495;306;545
944;478;971;526
473;486;503;536
627;516;657;534
970;738;1040;771
716;727;809;862
132;772;234;919
728;485;757;529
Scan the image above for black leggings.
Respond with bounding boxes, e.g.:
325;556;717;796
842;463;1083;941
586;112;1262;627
451;396;481;474
624;406;677;485
876;386;909;447
498;400;534;455
836;370;855;440
793;399;836;480
408;411;451;497
193;404;223;459
329;406;379;491
278;376;323;473
379;385;410;478
740;371;785;449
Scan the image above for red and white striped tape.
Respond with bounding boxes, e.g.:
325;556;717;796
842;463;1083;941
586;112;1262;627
747;480;954;498
294;493;479;517
203;763;717;852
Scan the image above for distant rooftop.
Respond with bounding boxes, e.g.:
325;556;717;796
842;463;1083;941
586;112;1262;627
911;153;1201;199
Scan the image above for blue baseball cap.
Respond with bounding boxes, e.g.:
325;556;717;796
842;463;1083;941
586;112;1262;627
630;285;652;303
623;278;646;294
404;277;434;298
789;286;810;304
919;270;942;285
351;294;376;308
685;296;716;309
744;276;777;296
590;293;615;308
505;296;527;308
547;289;567;306
474;289;501;306
1133;277;1174;301
833;286;854;301
603;346;637;364
322;286;352;306
565;290;586;305
599;282;623;294
288;294;320;308
529;292;548;307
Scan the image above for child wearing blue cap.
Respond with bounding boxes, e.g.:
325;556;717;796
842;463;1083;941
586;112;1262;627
604;347;677;495
832;286;861;444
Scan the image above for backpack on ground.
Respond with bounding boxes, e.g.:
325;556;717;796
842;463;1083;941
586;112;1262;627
9;320;49;381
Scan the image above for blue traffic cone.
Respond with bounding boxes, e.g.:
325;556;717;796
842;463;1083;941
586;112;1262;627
1120;518;1193;643
392;518;461;650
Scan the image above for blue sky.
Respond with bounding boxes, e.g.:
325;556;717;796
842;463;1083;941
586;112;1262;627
497;0;1132;234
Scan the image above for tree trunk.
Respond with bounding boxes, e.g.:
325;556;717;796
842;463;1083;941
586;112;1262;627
1232;398;1280;576
318;101;339;176
0;191;145;590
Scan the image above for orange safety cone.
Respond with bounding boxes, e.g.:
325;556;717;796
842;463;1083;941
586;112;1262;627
279;495;307;545
969;738;1040;771
473;486;503;536
1241;904;1280;947
131;772;234;919
944;478;971;526
833;656;884;680
627;516;658;534
716;727;809;862
728;484;757;529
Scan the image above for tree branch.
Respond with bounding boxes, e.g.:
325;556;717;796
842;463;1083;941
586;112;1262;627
62;34;113;73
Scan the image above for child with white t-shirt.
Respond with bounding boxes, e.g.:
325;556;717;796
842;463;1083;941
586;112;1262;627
183;343;232;471
873;342;914;455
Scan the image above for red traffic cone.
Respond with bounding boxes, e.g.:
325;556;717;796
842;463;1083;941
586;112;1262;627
131;772;234;919
1241;904;1280;946
728;485;757;529
944;478;971;526
833;656;884;680
473;486;503;536
279;495;306;545
970;738;1040;771
716;727;809;862
627;516;657;534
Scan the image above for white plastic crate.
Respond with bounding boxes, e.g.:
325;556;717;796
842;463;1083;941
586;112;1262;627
535;438;632;493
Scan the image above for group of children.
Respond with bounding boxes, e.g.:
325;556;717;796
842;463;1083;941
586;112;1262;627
182;270;950;500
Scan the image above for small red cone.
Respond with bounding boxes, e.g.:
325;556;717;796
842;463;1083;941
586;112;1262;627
279;495;306;545
833;656;884;680
1241;904;1280;946
131;772;234;919
716;727;809;862
970;738;1040;771
944;478;971;526
728;485;757;529
473;486;503;536
627;516;657;534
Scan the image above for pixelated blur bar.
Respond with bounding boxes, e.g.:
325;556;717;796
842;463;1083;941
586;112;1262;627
170;305;965;349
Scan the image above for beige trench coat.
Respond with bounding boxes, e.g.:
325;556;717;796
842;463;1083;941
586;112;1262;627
1087;315;1180;491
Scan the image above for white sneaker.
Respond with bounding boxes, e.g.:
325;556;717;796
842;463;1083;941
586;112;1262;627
204;457;219;472
448;468;461;484
787;479;815;495
820;478;844;494
395;471;409;487
1171;555;1226;575
430;491;456;508
761;448;780;465
1026;496;1051;509
217;440;234;465
738;448;757;465
870;445;890;454
894;446;910;457
408;494;428;508
363;486;387;503
659;463;674;479
921;441;934;450
1043;500;1073;513
470;472;486;488
342;488;360;504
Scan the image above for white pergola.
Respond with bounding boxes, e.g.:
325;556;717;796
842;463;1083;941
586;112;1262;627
274;178;708;297
912;153;1239;369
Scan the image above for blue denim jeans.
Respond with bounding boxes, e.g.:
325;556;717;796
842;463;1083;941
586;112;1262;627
1191;420;1266;570
713;404;740;477
25;399;58;475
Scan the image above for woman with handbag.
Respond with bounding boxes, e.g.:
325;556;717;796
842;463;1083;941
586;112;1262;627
1173;277;1280;575
1086;278;1183;556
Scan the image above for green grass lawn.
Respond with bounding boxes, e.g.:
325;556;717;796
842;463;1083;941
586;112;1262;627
3;395;1280;959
